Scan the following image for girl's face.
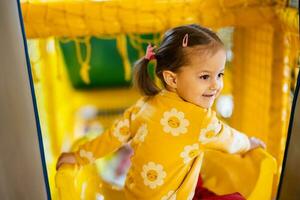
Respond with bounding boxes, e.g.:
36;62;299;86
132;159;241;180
171;49;227;109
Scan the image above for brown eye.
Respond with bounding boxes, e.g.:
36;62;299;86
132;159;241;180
200;75;210;80
218;73;224;78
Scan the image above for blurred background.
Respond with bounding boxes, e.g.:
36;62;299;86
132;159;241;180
20;0;299;199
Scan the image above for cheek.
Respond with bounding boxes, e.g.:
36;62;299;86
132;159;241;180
215;78;223;89
176;80;197;100
196;81;209;92
188;81;204;95
216;81;224;96
219;81;224;89
176;77;191;91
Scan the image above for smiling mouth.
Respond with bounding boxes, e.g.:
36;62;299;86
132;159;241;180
202;94;215;97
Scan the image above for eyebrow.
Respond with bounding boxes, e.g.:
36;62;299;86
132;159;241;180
199;69;225;73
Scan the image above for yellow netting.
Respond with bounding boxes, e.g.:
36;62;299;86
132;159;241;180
116;34;132;81
230;8;299;194
74;37;91;84
276;7;299;32
21;0;277;38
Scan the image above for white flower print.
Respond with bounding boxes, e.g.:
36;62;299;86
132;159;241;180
113;119;131;143
160;108;190;136
131;99;145;121
180;144;200;164
199;117;222;144
79;149;95;163
141;162;167;189
161;190;176;200
133;123;148;143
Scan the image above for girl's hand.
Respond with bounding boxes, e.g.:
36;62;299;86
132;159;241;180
56;152;77;170
249;136;266;150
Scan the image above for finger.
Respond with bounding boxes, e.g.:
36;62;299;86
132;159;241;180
56;161;61;171
56;155;66;170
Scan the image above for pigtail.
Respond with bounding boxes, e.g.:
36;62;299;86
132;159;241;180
134;57;160;96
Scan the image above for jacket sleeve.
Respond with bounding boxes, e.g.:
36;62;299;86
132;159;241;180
74;100;142;165
198;110;250;154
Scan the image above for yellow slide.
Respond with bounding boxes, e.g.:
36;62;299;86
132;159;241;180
56;148;276;200
201;148;277;200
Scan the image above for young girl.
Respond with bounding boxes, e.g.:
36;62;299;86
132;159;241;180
57;24;266;200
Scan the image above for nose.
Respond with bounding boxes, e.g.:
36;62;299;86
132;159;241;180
209;79;219;90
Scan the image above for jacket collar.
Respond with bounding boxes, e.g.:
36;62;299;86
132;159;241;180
157;89;211;116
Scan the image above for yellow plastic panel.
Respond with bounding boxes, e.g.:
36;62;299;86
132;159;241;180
201;148;277;200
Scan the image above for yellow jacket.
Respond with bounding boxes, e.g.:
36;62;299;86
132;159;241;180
74;90;250;200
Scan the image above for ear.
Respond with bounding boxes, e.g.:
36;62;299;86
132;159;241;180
162;70;178;89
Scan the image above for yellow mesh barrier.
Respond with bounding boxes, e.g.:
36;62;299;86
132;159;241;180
21;0;277;38
230;7;299;194
276;7;299;32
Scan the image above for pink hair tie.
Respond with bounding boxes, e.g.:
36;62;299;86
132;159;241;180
145;44;156;60
182;33;188;47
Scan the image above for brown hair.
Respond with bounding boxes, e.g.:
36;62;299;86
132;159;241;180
134;24;224;96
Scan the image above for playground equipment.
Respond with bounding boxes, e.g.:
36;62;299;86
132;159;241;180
55;143;277;199
19;0;298;199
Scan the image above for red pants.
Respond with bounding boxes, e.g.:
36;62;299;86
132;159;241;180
193;175;246;200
